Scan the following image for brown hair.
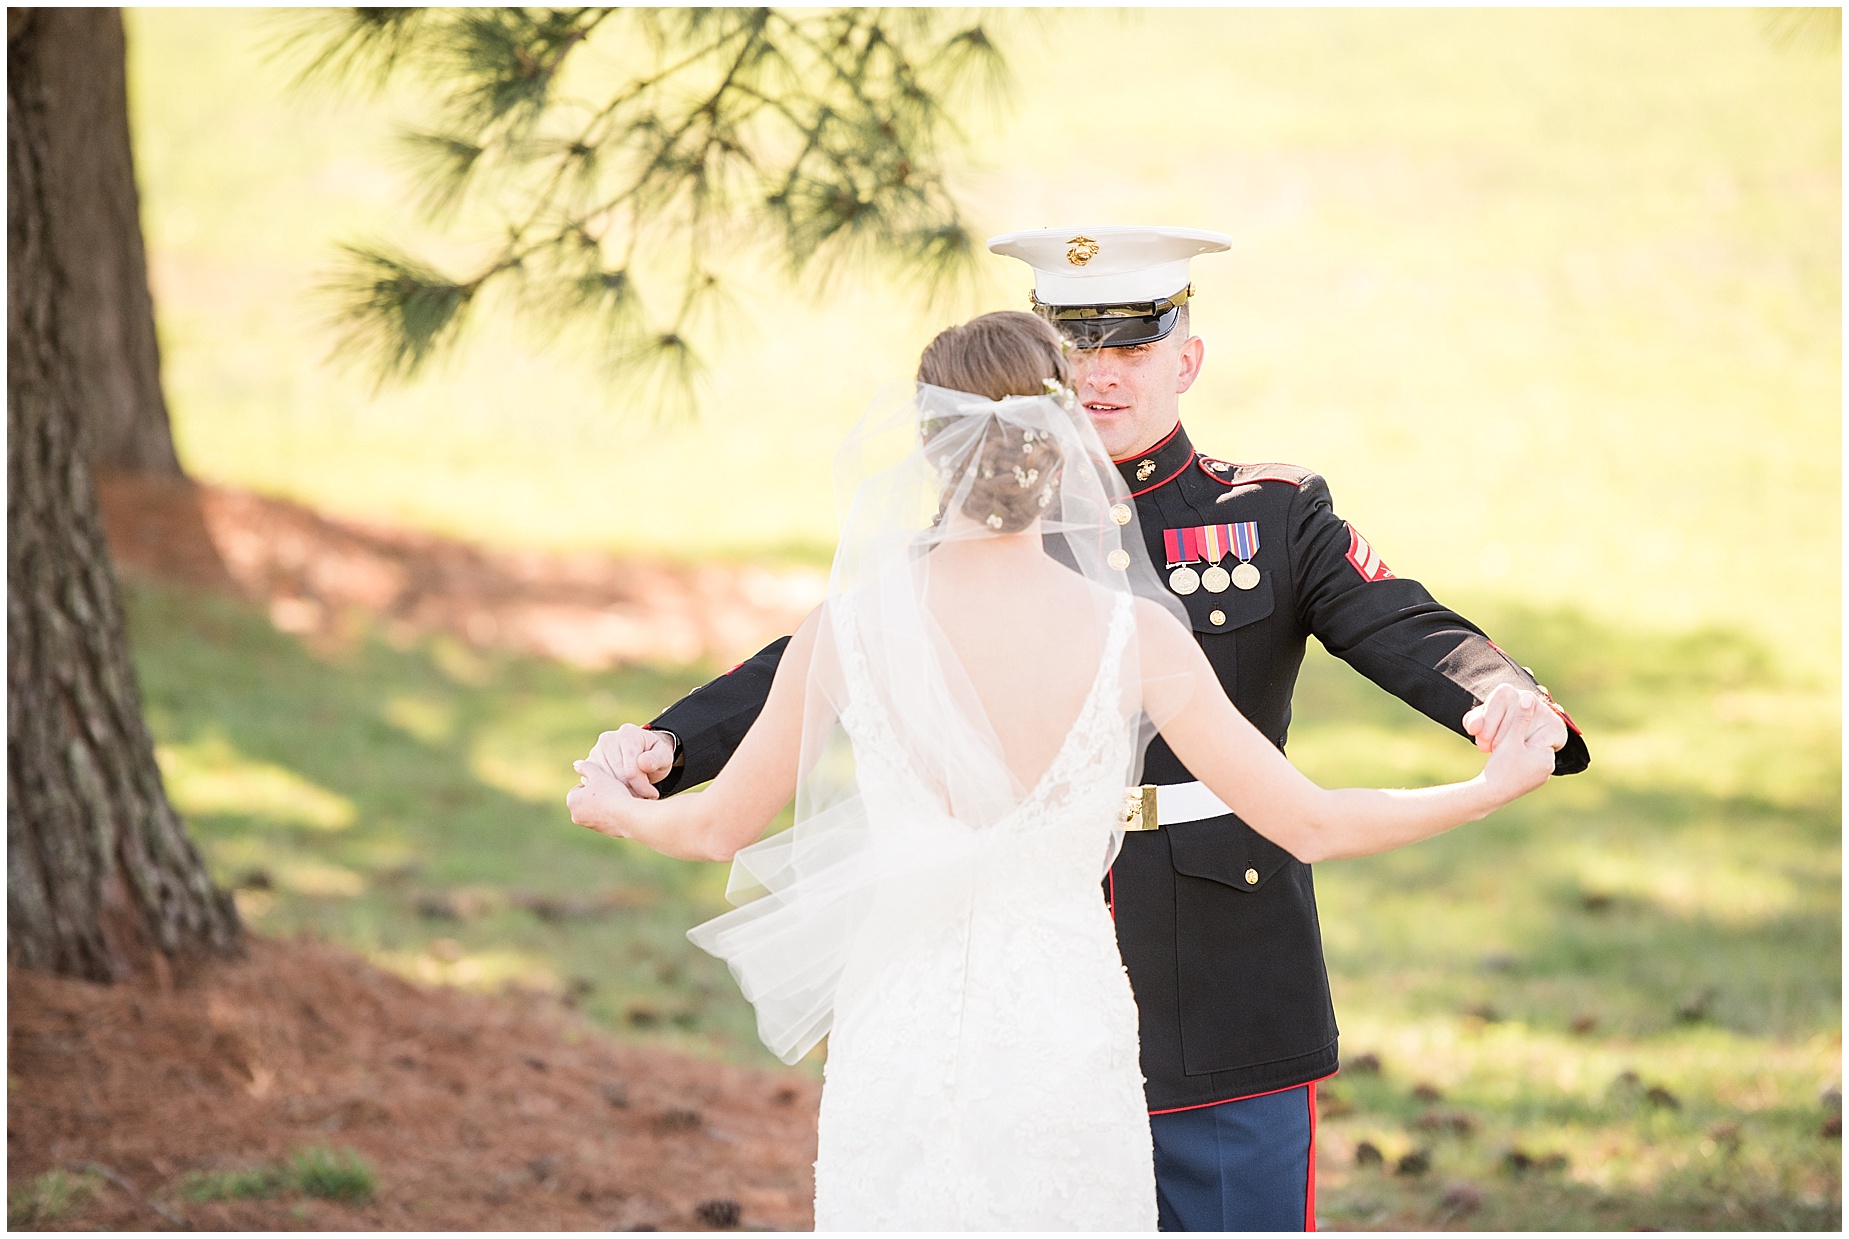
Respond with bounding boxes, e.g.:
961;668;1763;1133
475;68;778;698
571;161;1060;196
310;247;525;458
917;311;1070;400
917;312;1070;534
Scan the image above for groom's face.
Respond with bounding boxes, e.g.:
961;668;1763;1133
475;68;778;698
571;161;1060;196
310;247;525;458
1071;331;1205;460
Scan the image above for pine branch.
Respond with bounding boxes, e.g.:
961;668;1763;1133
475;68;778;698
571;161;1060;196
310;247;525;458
271;8;434;95
325;246;485;384
294;7;1011;410
1761;7;1841;52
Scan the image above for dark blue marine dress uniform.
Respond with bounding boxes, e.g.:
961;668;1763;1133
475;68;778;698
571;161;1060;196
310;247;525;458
642;225;1589;1231
642;420;1588;1230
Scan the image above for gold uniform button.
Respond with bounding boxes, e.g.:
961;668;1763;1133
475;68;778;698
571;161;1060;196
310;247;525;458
1244;867;1260;886
1109;502;1133;526
1107;549;1131;571
1209;609;1227;625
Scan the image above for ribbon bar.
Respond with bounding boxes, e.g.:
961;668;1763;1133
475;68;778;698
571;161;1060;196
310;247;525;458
1231;521;1258;561
1163;527;1191;567
1164;522;1260;567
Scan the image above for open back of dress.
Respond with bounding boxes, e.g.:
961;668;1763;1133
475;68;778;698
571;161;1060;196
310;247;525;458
689;385;1184;1230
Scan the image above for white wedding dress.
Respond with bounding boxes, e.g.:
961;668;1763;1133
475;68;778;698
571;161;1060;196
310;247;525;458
810;595;1155;1230
687;386;1177;1231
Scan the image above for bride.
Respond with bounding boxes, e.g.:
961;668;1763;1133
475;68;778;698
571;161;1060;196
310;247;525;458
566;312;1557;1230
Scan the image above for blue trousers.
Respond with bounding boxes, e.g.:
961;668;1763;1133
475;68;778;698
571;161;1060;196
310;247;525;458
1150;1083;1318;1231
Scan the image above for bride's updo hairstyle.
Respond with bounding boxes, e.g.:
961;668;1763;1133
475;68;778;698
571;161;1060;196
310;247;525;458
916;312;1072;534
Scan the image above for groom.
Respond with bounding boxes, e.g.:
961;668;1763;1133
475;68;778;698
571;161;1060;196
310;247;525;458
596;226;1589;1231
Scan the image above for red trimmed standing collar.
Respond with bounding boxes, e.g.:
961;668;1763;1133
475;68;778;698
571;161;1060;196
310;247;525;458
1113;422;1195;497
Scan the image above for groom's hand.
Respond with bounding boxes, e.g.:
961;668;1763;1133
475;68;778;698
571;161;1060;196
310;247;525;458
593;724;677;799
1472;686;1556;799
1464;682;1566;754
1464;684;1567;750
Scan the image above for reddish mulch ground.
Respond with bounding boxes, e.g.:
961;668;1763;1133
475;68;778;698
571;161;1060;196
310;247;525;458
8;938;821;1231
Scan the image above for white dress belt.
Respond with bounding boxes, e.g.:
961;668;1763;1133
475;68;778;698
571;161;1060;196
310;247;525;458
1157;780;1233;825
1121;780;1232;831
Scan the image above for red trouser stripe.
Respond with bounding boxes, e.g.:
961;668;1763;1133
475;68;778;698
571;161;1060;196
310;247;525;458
1305;1080;1318;1231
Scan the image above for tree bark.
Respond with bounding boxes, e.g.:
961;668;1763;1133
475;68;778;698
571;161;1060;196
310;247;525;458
29;7;184;477
9;9;239;981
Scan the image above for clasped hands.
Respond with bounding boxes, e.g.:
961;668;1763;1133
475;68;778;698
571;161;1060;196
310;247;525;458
566;723;675;840
1464;682;1567;753
568;687;1562;840
1463;683;1565;799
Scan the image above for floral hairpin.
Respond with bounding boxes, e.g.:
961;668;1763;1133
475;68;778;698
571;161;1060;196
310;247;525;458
1042;377;1078;413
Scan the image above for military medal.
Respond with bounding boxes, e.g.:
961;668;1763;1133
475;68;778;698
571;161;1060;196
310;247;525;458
1167;522;1259;597
1228;521;1260;590
1162;527;1202;596
1199;523;1235;592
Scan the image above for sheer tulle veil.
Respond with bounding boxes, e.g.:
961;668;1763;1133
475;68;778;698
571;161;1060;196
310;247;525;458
687;382;1187;1065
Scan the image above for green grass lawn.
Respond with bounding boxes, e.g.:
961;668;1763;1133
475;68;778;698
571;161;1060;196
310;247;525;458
128;577;1839;1229
1289;603;1840;1228
131;582;764;1060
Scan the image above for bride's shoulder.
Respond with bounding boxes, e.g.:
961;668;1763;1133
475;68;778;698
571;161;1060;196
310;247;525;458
1131;596;1201;664
1131;594;1189;633
1071;575;1150;621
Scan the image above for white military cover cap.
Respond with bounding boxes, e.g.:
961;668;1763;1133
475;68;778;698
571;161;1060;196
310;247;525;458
987;225;1231;346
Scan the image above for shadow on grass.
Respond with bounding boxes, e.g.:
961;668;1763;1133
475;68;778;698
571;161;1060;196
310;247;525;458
126;580;772;1064
1286;599;1838;1044
1276;601;1841;1228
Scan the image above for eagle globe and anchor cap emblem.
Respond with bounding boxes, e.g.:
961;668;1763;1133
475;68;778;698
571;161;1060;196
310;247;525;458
987;225;1232;349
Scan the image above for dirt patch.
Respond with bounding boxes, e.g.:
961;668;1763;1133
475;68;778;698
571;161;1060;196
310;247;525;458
95;472;824;669
8;937;821;1231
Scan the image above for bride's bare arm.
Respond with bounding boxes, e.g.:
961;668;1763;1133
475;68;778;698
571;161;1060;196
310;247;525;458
1137;601;1554;863
567;607;822;862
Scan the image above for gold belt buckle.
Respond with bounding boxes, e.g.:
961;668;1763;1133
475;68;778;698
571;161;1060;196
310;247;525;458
1121;784;1160;831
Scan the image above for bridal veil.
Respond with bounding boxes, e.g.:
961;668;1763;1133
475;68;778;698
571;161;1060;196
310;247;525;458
687;382;1189;1064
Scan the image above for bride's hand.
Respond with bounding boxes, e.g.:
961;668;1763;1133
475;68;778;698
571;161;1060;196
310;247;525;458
567;758;639;840
1464;684;1555;802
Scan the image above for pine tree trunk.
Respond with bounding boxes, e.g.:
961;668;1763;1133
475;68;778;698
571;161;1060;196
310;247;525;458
9;9;239;981
30;7;184;477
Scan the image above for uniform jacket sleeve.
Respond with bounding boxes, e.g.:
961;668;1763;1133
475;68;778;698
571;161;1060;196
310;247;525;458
1289;474;1589;776
645;636;790;796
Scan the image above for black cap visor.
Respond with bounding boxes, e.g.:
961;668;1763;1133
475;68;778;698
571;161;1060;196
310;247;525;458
1036;285;1191;349
1053;306;1181;349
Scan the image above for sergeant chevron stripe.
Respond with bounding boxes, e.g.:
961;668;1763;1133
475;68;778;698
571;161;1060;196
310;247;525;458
1345;526;1395;582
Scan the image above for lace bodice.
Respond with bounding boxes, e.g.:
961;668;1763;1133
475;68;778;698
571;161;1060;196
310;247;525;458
807;591;1155;1230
